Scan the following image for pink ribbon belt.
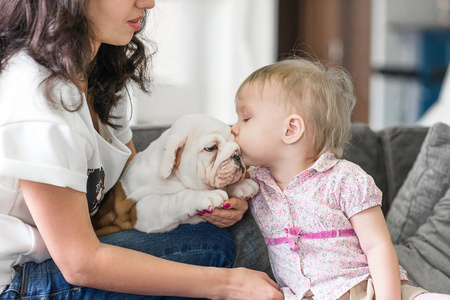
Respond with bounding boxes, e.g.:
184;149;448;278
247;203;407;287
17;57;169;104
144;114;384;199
264;226;356;252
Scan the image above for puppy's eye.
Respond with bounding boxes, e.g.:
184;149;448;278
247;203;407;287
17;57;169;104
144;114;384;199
204;145;218;152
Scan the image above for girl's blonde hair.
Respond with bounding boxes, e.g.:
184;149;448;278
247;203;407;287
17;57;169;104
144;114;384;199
236;57;356;158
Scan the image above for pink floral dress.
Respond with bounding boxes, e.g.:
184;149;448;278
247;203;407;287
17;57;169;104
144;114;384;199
250;151;407;299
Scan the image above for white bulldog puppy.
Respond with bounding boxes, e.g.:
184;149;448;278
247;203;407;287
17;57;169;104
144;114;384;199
121;114;259;233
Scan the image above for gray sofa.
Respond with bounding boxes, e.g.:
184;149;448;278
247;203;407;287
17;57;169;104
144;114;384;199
131;122;450;294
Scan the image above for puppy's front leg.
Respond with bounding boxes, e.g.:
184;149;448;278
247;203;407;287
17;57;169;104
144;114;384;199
134;189;228;233
227;178;260;200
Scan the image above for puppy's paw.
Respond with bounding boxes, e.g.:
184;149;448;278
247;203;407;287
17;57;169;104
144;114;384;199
226;178;259;200
191;189;228;214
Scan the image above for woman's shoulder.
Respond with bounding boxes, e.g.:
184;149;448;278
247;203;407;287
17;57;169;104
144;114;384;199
0;51;95;143
1;52;83;116
1;51;48;83
1;51;80;98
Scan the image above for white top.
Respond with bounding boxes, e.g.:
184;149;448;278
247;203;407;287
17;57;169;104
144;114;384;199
0;52;132;290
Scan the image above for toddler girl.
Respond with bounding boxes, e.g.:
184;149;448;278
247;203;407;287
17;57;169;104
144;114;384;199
231;58;450;300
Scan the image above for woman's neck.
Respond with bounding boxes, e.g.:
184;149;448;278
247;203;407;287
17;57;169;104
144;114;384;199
81;79;99;133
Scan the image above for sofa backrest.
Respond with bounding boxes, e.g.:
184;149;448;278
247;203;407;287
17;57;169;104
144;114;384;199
131;123;429;215
345;123;428;214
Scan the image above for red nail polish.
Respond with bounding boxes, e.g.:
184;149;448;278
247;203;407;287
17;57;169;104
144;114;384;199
224;203;231;208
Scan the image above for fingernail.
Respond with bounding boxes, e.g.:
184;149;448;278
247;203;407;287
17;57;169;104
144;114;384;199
203;209;213;213
223;203;231;208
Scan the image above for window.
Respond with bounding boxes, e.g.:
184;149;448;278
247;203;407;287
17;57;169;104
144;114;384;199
131;0;277;125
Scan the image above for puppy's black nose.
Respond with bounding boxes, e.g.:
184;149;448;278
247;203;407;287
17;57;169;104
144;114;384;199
232;154;241;163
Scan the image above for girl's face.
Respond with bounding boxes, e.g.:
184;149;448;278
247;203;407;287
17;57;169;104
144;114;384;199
231;82;288;167
86;0;155;51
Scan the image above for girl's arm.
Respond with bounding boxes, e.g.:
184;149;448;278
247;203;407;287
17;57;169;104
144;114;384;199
350;206;401;300
19;180;282;299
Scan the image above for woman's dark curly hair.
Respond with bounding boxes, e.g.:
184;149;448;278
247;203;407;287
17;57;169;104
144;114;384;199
0;0;154;127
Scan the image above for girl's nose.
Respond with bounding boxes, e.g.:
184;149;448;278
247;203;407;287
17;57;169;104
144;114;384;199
231;124;239;136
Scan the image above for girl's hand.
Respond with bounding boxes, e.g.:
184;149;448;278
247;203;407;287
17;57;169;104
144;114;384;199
198;197;248;228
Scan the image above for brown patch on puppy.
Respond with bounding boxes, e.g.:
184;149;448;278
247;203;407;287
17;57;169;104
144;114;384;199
91;181;137;237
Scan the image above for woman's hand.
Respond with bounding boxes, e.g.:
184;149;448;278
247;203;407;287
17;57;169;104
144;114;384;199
214;267;283;300
198;197;248;228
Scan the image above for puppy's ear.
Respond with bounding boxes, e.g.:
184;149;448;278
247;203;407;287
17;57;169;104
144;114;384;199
159;134;186;179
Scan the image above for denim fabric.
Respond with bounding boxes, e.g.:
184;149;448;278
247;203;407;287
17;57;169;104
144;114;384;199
1;222;236;299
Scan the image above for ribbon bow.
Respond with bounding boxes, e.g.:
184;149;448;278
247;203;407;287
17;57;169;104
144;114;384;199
263;224;302;252
284;225;301;251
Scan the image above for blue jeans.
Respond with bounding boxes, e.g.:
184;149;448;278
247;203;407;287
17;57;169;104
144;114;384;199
1;223;236;299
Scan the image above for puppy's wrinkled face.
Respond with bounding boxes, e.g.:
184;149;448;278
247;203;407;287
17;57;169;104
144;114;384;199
174;118;246;190
197;128;245;189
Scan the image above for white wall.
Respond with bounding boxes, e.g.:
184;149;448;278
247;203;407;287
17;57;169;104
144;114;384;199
131;0;278;126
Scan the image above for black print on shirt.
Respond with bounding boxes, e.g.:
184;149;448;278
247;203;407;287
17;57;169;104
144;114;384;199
86;167;106;214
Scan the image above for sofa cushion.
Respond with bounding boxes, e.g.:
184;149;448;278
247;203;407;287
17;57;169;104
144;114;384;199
345;123;389;214
131;125;168;152
386;123;450;244
377;125;429;210
228;210;273;278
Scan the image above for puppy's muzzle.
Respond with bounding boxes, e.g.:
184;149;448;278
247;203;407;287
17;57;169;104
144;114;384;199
231;152;245;174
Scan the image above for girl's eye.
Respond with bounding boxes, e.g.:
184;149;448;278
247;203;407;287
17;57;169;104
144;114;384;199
243;118;250;122
204;145;218;152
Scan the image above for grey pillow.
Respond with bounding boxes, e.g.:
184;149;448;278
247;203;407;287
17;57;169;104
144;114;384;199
386;122;450;244
394;187;450;293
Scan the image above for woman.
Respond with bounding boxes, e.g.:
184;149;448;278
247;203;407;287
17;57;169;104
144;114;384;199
0;0;283;298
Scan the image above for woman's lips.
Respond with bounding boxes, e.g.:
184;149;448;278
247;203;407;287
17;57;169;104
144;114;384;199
128;16;143;31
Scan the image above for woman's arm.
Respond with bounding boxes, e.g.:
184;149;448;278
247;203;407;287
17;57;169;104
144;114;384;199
20;180;282;299
350;206;401;300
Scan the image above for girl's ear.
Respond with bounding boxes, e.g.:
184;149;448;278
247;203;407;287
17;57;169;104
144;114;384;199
282;114;305;144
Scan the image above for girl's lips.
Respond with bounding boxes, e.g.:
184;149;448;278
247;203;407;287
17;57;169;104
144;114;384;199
128;16;143;31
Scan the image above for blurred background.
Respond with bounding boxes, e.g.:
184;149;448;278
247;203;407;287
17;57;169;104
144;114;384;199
130;0;450;130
